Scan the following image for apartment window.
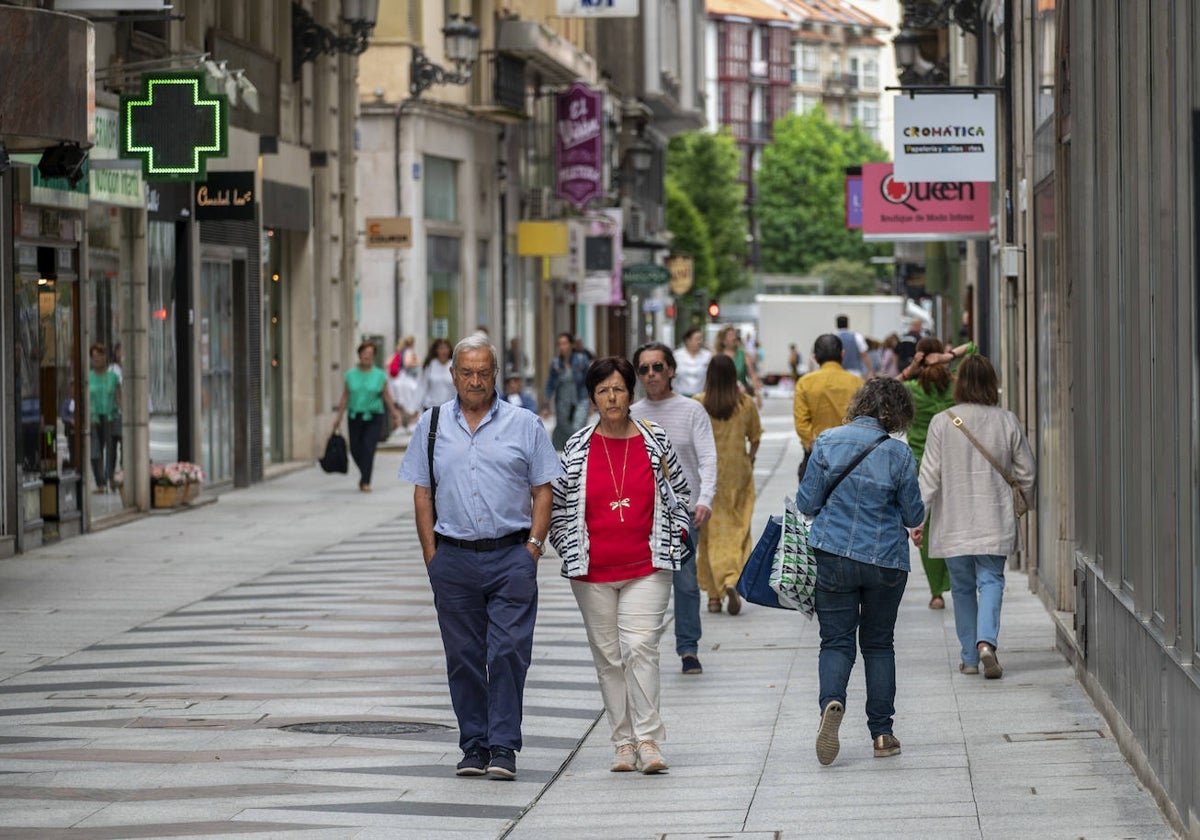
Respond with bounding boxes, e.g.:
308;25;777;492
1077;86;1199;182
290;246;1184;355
424;156;458;222
797;44;821;86
862;57;880;90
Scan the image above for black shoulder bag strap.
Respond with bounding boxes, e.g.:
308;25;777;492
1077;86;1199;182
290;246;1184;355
427;406;440;524
821;434;889;506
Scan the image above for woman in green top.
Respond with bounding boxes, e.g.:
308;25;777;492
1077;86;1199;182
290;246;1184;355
900;336;975;608
332;340;402;492
88;343;122;492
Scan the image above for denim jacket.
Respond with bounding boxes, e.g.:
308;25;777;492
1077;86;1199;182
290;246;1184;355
797;416;925;570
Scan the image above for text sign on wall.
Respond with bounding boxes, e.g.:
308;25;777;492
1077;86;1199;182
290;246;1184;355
555;0;639;16
193;171;255;221
556;83;603;210
120;72;228;181
893;93;996;183
365;217;413;249
860;163;990;242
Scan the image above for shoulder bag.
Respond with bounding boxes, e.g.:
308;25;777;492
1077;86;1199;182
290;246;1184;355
946;410;1029;517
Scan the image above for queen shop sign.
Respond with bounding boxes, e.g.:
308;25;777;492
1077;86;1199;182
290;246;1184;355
556;83;603;210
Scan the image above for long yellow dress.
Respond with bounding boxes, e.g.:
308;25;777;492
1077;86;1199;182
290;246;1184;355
695;392;763;601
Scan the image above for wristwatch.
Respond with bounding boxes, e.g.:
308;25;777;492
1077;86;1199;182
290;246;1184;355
526;536;545;553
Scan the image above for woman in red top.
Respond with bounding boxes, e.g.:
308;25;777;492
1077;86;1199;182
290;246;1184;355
559;356;675;775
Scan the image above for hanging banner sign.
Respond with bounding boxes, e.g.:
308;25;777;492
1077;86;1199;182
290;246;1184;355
556;83;604;210
893;93;996;183
845;175;863;229
860;163;990;242
555;0;639;17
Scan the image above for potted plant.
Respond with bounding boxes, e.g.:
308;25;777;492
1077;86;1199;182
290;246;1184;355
180;462;205;504
150;462;188;508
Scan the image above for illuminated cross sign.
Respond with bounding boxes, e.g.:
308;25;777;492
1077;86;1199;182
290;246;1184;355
119;72;228;180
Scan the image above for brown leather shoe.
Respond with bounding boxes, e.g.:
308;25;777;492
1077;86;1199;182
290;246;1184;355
978;643;1003;679
873;734;901;757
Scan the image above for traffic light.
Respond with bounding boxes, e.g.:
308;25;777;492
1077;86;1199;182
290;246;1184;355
707;299;720;320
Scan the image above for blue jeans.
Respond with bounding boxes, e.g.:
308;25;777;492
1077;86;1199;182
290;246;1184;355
426;541;539;752
946;554;1006;666
814;549;907;738
672;514;702;657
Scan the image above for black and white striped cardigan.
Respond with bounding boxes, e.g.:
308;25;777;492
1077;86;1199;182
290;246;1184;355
549;418;693;579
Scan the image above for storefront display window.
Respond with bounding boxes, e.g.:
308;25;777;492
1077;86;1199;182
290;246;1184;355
428;235;461;341
148;220;178;463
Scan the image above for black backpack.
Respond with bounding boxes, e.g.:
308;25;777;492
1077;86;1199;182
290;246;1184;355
319;432;349;473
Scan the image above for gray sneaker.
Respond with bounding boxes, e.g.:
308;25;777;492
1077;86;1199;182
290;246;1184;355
979;644;1003;679
815;700;844;766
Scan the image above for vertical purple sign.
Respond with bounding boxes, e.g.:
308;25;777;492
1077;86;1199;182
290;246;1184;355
846;175;863;229
556;83;603;210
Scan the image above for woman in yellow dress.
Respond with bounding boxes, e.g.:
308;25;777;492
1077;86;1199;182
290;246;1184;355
695;354;763;615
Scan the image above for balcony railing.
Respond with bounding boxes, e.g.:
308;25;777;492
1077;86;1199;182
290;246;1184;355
749;121;772;143
469;51;528;121
823;72;858;94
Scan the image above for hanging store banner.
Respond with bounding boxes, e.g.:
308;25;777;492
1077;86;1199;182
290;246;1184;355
575;208;623;305
556;83;603;210
845;174;863;229
860;163;990;242
555;0;639;17
893;93;996;183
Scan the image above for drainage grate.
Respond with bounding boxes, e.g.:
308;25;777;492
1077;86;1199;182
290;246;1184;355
281;721;451;736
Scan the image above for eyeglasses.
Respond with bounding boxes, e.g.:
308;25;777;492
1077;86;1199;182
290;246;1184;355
637;362;667;375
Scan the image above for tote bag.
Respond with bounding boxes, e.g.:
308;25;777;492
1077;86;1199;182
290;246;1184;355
770;496;817;616
736;516;792;610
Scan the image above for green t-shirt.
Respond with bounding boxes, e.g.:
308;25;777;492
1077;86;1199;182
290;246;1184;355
88;369;120;421
345;366;387;419
905;379;954;465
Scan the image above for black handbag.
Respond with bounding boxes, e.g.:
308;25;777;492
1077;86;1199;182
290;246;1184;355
319;432;349;473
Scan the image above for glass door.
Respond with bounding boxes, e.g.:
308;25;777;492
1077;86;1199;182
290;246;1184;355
200;257;234;485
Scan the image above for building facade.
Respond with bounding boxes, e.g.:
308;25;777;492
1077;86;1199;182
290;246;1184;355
0;0;365;553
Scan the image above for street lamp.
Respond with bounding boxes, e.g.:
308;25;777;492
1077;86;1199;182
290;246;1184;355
292;0;379;81
626;139;654;174
410;14;482;99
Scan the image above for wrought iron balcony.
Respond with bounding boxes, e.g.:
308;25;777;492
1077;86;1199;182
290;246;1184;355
469;51;528;121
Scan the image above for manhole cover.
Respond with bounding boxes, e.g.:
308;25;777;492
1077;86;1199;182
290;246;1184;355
281;721;451;736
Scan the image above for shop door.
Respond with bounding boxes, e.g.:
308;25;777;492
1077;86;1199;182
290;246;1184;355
200;257;234;485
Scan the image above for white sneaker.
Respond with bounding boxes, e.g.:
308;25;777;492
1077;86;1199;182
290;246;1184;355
611;743;636;772
636;739;668;774
816;700;844;766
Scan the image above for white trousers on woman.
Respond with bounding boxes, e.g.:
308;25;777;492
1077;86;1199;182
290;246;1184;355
571;569;673;746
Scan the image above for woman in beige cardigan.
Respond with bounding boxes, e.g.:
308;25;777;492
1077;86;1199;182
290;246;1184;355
914;355;1036;679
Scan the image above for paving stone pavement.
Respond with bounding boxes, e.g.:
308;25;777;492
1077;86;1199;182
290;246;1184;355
0;398;1178;839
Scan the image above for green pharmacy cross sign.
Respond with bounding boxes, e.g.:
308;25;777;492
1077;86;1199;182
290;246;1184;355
120;72;228;181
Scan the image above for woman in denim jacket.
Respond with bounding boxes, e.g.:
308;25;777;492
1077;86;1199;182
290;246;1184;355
797;377;925;766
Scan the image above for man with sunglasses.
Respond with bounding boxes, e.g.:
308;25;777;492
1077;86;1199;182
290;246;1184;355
630;342;717;675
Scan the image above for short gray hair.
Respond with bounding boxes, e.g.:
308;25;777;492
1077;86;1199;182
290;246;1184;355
452;334;499;371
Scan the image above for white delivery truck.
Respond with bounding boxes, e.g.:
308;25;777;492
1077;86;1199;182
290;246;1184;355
755;294;932;380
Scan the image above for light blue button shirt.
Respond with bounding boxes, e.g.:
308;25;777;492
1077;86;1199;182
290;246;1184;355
399;396;563;541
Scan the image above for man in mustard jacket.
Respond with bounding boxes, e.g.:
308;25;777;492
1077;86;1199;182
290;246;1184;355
793;334;866;481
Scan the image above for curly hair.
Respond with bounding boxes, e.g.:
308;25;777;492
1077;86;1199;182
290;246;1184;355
845;377;914;432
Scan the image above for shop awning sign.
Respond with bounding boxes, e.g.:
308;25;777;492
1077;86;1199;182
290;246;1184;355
120;72;228;181
859;162;990;242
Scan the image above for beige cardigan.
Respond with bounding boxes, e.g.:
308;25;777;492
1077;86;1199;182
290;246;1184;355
919;403;1037;557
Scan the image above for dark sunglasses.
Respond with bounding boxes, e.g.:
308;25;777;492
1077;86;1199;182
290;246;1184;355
637;362;667;375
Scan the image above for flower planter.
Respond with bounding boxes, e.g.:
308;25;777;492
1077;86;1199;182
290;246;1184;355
183;482;201;505
153;484;185;509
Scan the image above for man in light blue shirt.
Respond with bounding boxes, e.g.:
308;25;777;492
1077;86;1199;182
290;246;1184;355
400;334;563;781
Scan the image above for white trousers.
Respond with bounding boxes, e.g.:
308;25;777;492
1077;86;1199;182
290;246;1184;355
571;570;673;746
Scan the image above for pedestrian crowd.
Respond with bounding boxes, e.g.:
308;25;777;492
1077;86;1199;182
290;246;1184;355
385;313;1034;779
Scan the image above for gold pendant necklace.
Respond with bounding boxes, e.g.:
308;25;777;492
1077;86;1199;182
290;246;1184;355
600;432;632;521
